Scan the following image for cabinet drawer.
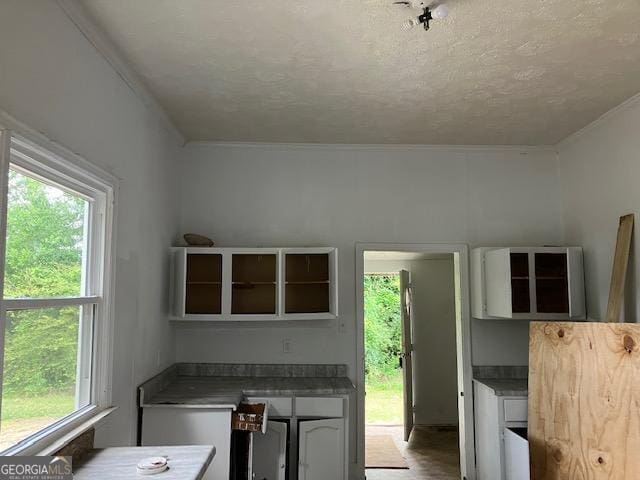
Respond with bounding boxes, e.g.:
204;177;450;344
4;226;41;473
503;398;528;422
232;402;268;433
295;397;344;417
245;397;292;417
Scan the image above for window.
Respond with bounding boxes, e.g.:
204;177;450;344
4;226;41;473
0;127;116;454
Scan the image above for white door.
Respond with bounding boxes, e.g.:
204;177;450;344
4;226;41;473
400;270;415;441
298;418;345;480
252;421;288;480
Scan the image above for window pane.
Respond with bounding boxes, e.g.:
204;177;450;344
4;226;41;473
0;306;92;451
4;168;88;299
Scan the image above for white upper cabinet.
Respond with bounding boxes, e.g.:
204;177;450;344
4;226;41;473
172;247;338;321
471;247;585;320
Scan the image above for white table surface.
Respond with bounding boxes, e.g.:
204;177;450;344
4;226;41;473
73;445;215;480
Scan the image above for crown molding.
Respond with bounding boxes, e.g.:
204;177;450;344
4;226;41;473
56;0;185;146
186;141;557;153
556;90;640;150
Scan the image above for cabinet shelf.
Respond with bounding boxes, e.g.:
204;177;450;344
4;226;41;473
172;247;338;320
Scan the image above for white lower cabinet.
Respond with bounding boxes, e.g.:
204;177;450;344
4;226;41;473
141;395;349;480
474;381;527;480
298;418;345;480
141;407;232;480
252;420;288;480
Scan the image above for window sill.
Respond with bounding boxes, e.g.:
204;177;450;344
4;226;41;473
2;406;117;457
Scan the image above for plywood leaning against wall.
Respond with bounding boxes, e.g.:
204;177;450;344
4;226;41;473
528;321;640;479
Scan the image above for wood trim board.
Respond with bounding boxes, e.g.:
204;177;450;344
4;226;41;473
606;214;634;323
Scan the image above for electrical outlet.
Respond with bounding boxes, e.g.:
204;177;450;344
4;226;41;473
282;338;292;354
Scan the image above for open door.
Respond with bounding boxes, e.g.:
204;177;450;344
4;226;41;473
400;270;414;441
252;420;288;480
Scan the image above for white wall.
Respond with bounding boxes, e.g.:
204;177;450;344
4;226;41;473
177;143;563;371
365;257;459;425
558;96;640;322
0;1;181;446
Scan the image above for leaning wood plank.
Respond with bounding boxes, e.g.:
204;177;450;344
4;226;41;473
606;214;634;322
529;321;640;480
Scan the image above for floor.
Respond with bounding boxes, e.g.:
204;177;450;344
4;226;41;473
365;425;460;480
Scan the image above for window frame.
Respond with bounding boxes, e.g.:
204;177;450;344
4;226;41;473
0;114;118;455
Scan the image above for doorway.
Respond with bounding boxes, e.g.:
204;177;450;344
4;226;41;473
356;244;475;480
363;271;404;429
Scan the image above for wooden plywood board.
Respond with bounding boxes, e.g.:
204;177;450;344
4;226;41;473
529;321;640;480
606;214;634;323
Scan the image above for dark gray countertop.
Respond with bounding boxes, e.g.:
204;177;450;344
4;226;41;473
139;363;355;408
473;377;528;397
143;376;355;408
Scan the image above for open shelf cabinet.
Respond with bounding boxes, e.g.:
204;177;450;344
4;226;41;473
471;246;585;320
171;247;338;321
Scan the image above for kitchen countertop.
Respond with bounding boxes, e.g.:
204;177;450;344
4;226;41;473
73;445;215;480
139;363;355;408
473;377;528;397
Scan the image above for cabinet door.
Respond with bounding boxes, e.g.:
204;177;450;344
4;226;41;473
567;247;586;319
485;249;514;318
504;428;530;480
142;408;232;480
298;419;345;480
252;421;288;480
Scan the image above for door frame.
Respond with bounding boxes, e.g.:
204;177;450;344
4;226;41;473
355;243;475;479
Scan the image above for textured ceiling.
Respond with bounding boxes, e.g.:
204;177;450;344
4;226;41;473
81;0;640;145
